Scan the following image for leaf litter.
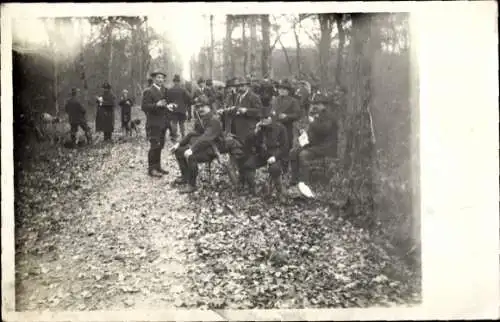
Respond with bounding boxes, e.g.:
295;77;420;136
15;123;421;311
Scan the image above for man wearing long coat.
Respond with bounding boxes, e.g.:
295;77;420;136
96;82;115;141
141;71;170;177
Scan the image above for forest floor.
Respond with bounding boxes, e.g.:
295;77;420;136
15;107;421;310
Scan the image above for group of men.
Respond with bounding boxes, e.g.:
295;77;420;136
142;70;339;200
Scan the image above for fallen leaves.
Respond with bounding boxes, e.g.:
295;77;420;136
15;117;421;311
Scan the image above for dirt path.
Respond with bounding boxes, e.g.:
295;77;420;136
15;114;421;310
16;129;201;310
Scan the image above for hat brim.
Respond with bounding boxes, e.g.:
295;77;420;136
277;84;293;91
151;72;167;77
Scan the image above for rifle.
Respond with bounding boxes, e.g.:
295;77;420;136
193;108;239;186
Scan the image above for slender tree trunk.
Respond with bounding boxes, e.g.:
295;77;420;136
293;23;302;77
209;14;214;79
260;14;271;77
249;16;257;76
278;38;293;74
107;20;114;83
78;18;89;108
241;16;248;75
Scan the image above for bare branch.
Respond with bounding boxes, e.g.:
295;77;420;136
299;20;320;46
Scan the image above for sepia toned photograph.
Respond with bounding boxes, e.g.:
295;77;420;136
2;2;498;320
11;8;421;311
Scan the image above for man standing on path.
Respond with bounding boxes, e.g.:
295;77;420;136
65;87;92;146
271;79;301;174
96;82;116;142
141;71;170;177
166;74;192;140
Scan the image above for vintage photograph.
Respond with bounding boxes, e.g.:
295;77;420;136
11;7;421;311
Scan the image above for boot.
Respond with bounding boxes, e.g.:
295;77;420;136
274;176;286;203
246;172;257;197
179;184;197;194
148;168;163;177
157;167;169;175
172;176;188;185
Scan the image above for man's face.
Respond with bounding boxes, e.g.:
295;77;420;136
198;105;211;116
261;117;272;126
154;74;165;85
310;103;326;117
278;88;289;96
122;90;128;97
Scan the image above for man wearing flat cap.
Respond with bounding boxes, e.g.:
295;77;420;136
141;70;170;177
289;92;339;197
271;78;301;174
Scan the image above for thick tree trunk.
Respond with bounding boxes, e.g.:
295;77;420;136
343;13;376;219
334;13;346;86
224;15;233;79
318;14;334;90
260;14;270;77
249;16;257;76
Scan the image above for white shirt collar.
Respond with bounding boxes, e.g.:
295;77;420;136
153;83;161;90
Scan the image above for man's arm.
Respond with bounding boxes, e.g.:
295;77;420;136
190;118;222;153
244;94;264;118
281;98;301;123
141;89;157;113
276;124;289;160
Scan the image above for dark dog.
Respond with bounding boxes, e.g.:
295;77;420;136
129;119;141;136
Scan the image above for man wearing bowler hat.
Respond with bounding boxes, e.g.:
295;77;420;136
141;70;170;177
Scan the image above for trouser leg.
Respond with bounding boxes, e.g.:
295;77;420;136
175;146;190;180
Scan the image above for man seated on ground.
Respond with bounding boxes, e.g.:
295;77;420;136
171;95;223;194
288;93;339;198
238;109;288;199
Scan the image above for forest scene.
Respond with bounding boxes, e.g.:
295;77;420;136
12;11;420;310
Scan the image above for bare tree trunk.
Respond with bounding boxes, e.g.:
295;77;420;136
278;38;293;74
249;16;257;76
209;14;214;79
344;13;375;219
241;16;248;75
318;14;334;90
260;14;270;77
78;18;89;108
334;14;346;86
107;20;114;83
293;22;302;77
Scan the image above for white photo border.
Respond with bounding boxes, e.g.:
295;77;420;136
2;1;499;321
